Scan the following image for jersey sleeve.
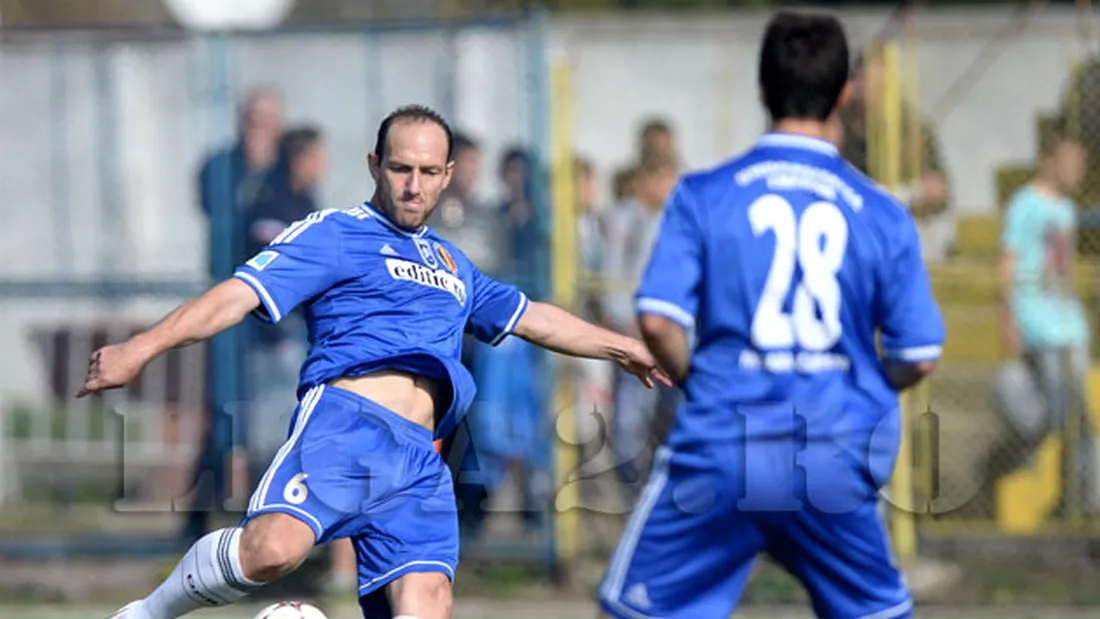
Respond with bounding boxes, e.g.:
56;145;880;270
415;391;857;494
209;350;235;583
466;265;530;346
877;215;945;362
232;210;351;323
634;181;703;330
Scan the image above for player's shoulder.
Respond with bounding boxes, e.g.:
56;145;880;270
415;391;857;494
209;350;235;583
670;156;747;212
1003;183;1040;216
832;160;912;225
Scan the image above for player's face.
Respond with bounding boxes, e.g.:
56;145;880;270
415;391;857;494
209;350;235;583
369;120;454;229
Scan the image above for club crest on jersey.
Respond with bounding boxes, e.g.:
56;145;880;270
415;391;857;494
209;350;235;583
386;258;467;304
415;238;439;269
435;243;458;275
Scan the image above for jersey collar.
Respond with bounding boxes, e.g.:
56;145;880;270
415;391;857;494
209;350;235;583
756;132;838;157
362;202;429;238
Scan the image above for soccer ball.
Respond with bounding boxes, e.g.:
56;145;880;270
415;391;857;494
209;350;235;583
253;601;327;619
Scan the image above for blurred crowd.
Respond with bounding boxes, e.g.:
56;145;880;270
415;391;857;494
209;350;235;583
175;40;1100;587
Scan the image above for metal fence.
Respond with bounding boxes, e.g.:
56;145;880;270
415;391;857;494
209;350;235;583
0;12;553;564
547;4;1100;602
862;10;1100;549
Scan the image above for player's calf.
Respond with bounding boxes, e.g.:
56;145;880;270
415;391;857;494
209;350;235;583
121;513;314;619
387;572;453;619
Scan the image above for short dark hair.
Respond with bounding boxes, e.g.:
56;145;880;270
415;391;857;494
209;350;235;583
573;155;593;178
613;165;636;201
499;146;530;177
640;118;672;138
277;125;321;175
374;104;454;162
758;11;850;122
1039;119;1081;158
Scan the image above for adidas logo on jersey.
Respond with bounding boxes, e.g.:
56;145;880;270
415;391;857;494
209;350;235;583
380;244;399;257
386;258;466;304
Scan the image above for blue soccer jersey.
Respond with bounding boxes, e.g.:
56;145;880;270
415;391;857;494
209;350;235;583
637;132;944;451
232;203;529;440
599;133;944;619
233;202;530;601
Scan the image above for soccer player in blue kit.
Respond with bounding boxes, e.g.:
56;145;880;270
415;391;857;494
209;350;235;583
597;12;945;619
81;105;669;619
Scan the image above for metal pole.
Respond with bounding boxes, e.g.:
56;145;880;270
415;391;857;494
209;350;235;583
203;31;241;511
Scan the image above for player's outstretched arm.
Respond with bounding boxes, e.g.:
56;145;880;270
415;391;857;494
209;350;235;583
513;301;672;388
77;278;261;397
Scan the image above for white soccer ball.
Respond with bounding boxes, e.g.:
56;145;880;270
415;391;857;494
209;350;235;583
253;601;328;619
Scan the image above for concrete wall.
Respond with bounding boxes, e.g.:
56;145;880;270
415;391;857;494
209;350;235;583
0;7;1087;403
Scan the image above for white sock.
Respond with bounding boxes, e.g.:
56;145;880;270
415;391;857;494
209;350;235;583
131;528;262;619
393;616;424;619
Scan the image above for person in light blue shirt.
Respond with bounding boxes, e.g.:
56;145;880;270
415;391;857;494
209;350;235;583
992;128;1096;518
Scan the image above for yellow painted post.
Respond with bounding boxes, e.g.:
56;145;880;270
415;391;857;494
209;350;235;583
900;22;936;519
876;41;919;567
549;56;579;569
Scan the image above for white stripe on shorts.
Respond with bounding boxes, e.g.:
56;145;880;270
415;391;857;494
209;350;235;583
600;446;672;613
248;385;325;514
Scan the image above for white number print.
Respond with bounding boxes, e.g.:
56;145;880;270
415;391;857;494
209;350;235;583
748;194;848;352
282;472;309;505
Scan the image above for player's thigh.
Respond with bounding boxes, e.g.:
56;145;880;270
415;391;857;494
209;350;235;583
243;385;441;542
766;500;912;619
599;447;763;619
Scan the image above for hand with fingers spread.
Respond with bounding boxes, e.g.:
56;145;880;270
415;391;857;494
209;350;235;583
617;338;674;389
77;341;149;398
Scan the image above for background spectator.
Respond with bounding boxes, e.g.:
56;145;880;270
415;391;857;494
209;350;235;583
637;117;678;164
428;132;508;278
241;125;325;488
991;128;1096;519
498;146;541;291
602;152;680;505
182;87;285;547
840;49;952;261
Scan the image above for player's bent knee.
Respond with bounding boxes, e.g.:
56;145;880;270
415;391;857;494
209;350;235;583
239;512;316;582
388;571;453;619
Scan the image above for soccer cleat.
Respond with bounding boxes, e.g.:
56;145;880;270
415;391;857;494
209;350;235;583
105;600;141;618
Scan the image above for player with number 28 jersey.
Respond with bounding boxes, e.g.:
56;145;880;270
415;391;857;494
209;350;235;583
598;12;944;619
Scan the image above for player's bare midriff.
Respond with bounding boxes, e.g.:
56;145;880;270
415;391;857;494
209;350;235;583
330;370;441;432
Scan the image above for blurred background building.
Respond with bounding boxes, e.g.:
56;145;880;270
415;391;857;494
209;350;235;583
2;0;1100;615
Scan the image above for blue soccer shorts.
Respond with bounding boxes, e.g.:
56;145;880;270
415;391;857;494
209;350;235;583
598;446;913;619
241;384;458;602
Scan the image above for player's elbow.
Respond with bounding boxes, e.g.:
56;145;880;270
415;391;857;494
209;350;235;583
885;358;937;391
